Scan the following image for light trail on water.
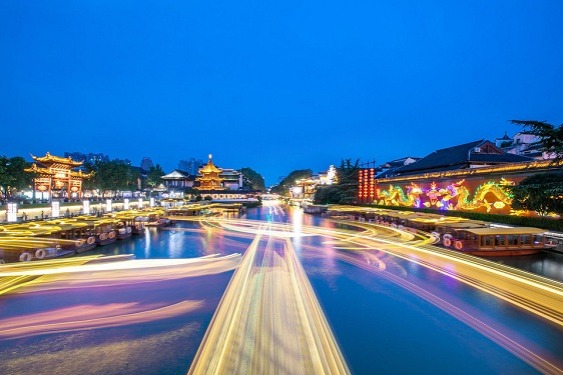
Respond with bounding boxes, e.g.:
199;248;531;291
189;223;350;375
187;215;563;373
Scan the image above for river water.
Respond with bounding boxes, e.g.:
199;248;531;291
0;205;561;374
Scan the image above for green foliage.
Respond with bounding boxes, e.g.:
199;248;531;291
239;167;266;191
509;172;563;216
0;156;33;200
314;159;360;204
335;159;360;204
86;159;138;196
314;185;342;204
147;164;165;188
270;169;312;196
510;119;563;162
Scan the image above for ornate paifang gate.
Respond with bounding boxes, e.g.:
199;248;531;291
24;152;91;200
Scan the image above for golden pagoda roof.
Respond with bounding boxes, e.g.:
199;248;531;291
199;154;223;174
24;164;92;179
31;152;84;166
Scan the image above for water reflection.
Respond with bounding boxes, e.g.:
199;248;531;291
493;252;563;282
0;205;561;375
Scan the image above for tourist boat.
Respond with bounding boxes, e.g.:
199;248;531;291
325;206;551;256
440;227;547;256
37;220;98;254
145;209;171;227
0;222;95;258
73;216;118;247
303;205;329;214
0;225;76;262
115;220;133;240
104;210;147;235
0;238;73;263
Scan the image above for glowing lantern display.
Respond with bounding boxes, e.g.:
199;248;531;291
6;202;18;223
52;201;60;218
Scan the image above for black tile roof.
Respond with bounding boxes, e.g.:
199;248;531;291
390;140;533;177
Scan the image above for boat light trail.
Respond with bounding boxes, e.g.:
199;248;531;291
189;225;350;375
0;300;204;340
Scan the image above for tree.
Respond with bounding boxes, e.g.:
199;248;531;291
313;185;342;204
87;159;138;197
0;156;33;201
147;164;165;189
238;167;266;191
509;172;563;216
270;169;312;196
312;159;360;204
510;120;563;162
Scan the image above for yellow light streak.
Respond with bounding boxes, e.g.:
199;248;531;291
189;224;350;374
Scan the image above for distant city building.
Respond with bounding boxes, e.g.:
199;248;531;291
178;158;204;175
114;158;132;165
140;157;154;171
64;152;109;164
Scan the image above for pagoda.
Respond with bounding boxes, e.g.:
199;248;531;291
195;154;226;190
24;152;91;199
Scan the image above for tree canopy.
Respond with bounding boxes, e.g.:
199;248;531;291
239;167;266;191
0;156;33;201
270;169;312;196
314;159;359;204
147;164;165;188
83;159;139;197
510;119;563;162
509;172;563;216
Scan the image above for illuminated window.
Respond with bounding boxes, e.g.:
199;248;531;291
482;235;494;247
495;235;506;246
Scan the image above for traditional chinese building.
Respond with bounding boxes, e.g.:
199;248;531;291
369;140;561;215
25;152;91;200
195;154;226;190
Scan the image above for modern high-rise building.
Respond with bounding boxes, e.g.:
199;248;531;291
140;157;154;171
178;157;204;175
64;152;109;164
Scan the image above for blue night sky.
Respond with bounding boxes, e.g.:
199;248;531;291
1;1;562;185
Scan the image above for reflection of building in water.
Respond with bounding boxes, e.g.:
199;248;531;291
25;152;91;200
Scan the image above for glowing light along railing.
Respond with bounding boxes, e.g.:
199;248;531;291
189;225;350;375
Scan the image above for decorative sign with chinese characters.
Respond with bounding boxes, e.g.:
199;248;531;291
6;202;18;223
52;201;60;218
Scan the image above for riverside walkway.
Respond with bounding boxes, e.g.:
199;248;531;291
189;224;350;375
